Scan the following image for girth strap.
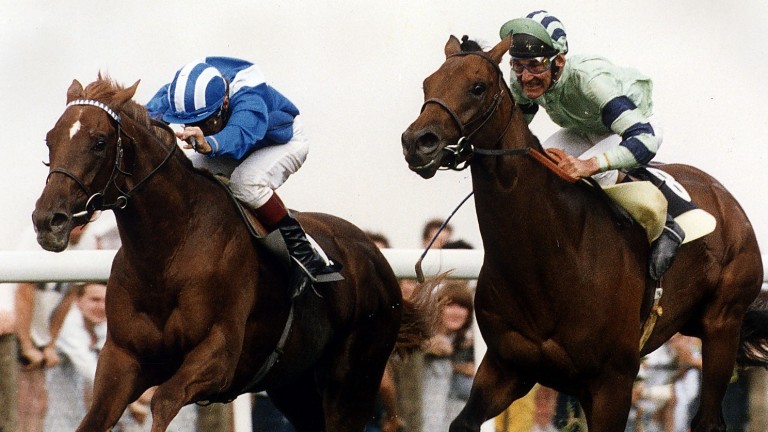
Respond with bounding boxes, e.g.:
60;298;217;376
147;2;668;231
240;303;296;392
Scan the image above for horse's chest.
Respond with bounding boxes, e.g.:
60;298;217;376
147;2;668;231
475;303;580;375
109;295;214;352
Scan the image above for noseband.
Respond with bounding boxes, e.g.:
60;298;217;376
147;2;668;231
419;51;521;170
48;99;176;219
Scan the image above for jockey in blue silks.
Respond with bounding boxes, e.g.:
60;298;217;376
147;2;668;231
147;57;340;293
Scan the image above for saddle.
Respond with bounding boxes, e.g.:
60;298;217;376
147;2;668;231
212;175;341;283
542;148;716;244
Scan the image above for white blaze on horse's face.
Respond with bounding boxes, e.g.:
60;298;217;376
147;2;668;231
69;120;81;140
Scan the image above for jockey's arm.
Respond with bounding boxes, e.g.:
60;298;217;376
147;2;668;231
589;75;660;172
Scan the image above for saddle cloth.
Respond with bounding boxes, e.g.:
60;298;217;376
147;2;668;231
602;179;716;244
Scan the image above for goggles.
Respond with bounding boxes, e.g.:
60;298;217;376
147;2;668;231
510;55;557;75
186;105;225;131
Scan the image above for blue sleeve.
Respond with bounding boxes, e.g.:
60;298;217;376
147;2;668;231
145;84;171;121
206;93;270;160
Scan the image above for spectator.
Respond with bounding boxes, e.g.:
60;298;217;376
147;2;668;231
667;334;701;432
15;223;98;432
442;239;473;251
531;386;560;432
441;240;476;423
625;335;702;432
366;231;391;250
421;219;453;250
0;284;17;431
745;293;768;432
44;282;107;431
422;281;474;431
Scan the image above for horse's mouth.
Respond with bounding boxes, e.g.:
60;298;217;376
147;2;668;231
408;157;441;179
36;228;71;252
406;146;451;179
32;210;76;252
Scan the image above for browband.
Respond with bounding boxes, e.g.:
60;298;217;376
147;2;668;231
66;99;121;123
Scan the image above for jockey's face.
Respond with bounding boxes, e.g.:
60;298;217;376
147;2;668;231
187;96;229;135
514;54;565;100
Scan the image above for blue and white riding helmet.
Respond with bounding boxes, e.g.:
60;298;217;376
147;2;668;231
162;61;227;124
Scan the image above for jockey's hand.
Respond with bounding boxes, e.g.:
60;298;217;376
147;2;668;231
176;126;212;154
557;154;600;181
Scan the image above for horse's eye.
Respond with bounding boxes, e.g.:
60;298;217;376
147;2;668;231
93;136;107;151
471;83;487;96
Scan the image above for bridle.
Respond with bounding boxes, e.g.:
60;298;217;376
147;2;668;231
419;51;526;171
47;99;177;219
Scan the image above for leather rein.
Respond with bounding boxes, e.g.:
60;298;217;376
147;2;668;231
419;51;576;183
47;99;177;219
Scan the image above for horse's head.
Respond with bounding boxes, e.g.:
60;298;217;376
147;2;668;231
401;35;512;179
32;76;139;251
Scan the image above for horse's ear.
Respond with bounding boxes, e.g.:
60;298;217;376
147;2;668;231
444;35;462;57
66;80;84;103
114;80;141;108
488;35;512;64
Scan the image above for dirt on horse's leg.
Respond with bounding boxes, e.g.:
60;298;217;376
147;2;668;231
449;352;534;432
76;343;146;431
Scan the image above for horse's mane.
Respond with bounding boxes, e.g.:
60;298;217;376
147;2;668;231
83;74;169;145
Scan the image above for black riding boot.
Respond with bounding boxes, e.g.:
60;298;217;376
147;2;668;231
626;167;696;281
275;214;340;296
648;214;685;280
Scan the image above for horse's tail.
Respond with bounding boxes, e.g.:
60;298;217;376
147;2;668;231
393;273;445;356
737;296;768;368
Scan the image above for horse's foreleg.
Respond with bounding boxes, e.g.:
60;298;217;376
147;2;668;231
148;326;241;432
76;342;147;432
449;352;534;432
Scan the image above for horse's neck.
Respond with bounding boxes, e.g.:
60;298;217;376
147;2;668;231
471;110;572;253
113;129;226;258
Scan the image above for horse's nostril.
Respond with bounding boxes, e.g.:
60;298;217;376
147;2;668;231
417;132;440;151
50;212;69;229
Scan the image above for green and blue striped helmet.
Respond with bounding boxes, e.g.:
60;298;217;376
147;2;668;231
499;10;568;58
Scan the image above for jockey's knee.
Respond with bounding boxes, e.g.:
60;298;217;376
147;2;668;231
230;177;273;208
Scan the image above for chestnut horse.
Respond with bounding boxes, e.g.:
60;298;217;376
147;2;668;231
33;76;432;432
401;35;768;432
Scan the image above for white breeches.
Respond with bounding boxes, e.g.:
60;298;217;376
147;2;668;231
542;116;663;186
187;116;309;208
